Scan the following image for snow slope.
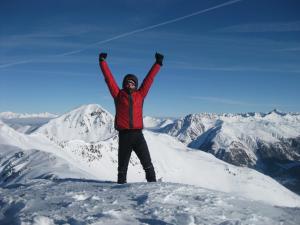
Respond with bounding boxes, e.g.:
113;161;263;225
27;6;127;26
0;120;94;185
0;145;89;187
1;179;299;225
56;130;300;207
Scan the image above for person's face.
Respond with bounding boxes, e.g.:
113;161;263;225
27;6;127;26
126;79;136;90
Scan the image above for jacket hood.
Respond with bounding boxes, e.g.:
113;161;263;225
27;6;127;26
122;74;138;89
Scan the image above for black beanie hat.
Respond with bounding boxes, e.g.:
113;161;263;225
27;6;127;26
122;74;138;89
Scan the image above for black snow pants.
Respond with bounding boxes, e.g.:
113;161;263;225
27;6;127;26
117;129;156;184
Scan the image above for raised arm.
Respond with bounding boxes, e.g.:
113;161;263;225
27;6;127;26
139;52;164;98
99;53;120;98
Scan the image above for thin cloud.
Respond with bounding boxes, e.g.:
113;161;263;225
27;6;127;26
0;60;34;69
216;21;300;33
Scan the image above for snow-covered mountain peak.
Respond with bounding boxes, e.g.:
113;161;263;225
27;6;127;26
159;113;221;144
71;103;109;114
35;104;116;143
268;108;286;115
61;104;113;126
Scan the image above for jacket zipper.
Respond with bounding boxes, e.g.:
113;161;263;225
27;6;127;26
129;93;133;128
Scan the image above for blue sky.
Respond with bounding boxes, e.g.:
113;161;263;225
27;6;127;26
1;0;300;117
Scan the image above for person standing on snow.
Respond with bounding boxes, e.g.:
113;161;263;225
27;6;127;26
99;52;164;184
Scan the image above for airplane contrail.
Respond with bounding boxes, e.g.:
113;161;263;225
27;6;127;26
0;59;34;69
0;0;243;69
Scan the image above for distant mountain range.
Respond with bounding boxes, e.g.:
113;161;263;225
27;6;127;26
0;111;57;134
157;110;300;194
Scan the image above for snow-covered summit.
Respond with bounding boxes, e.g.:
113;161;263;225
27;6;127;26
35;104;116;143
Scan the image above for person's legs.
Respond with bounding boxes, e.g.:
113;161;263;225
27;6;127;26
118;132;133;184
133;131;156;182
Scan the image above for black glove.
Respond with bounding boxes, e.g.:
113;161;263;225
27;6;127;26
155;52;164;66
99;53;107;62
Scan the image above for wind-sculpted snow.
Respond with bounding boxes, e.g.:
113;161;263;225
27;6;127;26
0;179;299;225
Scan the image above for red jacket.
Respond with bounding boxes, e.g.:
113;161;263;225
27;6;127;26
100;61;161;130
